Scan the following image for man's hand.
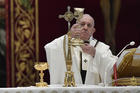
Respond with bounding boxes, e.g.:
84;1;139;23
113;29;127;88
81;43;96;57
70;24;81;38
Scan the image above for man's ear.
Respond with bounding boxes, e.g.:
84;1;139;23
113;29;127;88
93;28;96;33
91;28;96;35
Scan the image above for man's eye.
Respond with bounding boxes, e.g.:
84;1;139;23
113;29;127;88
80;23;85;26
88;24;92;27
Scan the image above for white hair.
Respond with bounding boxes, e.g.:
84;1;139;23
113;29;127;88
77;14;95;27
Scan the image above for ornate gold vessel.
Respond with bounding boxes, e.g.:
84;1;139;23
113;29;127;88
34;62;49;87
112;48;140;86
112;77;140;86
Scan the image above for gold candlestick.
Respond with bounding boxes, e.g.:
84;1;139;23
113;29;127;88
34;62;49;87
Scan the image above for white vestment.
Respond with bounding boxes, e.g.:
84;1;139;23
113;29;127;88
44;35;117;85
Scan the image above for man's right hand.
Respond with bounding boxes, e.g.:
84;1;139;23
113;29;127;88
70;24;82;38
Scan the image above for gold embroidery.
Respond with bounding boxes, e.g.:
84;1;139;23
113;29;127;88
10;0;39;86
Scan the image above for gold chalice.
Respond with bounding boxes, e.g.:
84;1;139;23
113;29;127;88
34;62;49;87
70;7;85;46
70;24;84;46
71;37;84;46
74;7;84;22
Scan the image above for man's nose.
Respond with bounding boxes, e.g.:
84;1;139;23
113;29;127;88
83;24;88;30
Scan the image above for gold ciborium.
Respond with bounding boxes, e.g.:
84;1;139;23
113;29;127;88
34;62;49;87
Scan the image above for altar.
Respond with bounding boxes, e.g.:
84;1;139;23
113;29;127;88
1;85;140;93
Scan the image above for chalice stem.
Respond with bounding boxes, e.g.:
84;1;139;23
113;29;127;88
39;70;44;83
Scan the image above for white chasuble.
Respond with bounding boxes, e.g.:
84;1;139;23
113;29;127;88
44;35;117;85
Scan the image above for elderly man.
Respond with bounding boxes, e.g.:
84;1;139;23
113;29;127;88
45;14;117;85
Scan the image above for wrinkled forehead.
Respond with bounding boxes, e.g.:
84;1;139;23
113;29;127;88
79;14;95;26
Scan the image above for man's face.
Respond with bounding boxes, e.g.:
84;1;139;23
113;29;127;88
78;15;95;41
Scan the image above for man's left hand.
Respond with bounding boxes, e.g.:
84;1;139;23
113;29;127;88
81;43;96;57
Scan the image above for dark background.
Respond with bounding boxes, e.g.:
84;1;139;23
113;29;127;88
0;0;6;87
38;0;140;61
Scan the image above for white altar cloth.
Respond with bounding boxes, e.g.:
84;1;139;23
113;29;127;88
0;85;140;93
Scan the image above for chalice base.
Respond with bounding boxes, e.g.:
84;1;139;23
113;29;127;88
36;82;48;87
